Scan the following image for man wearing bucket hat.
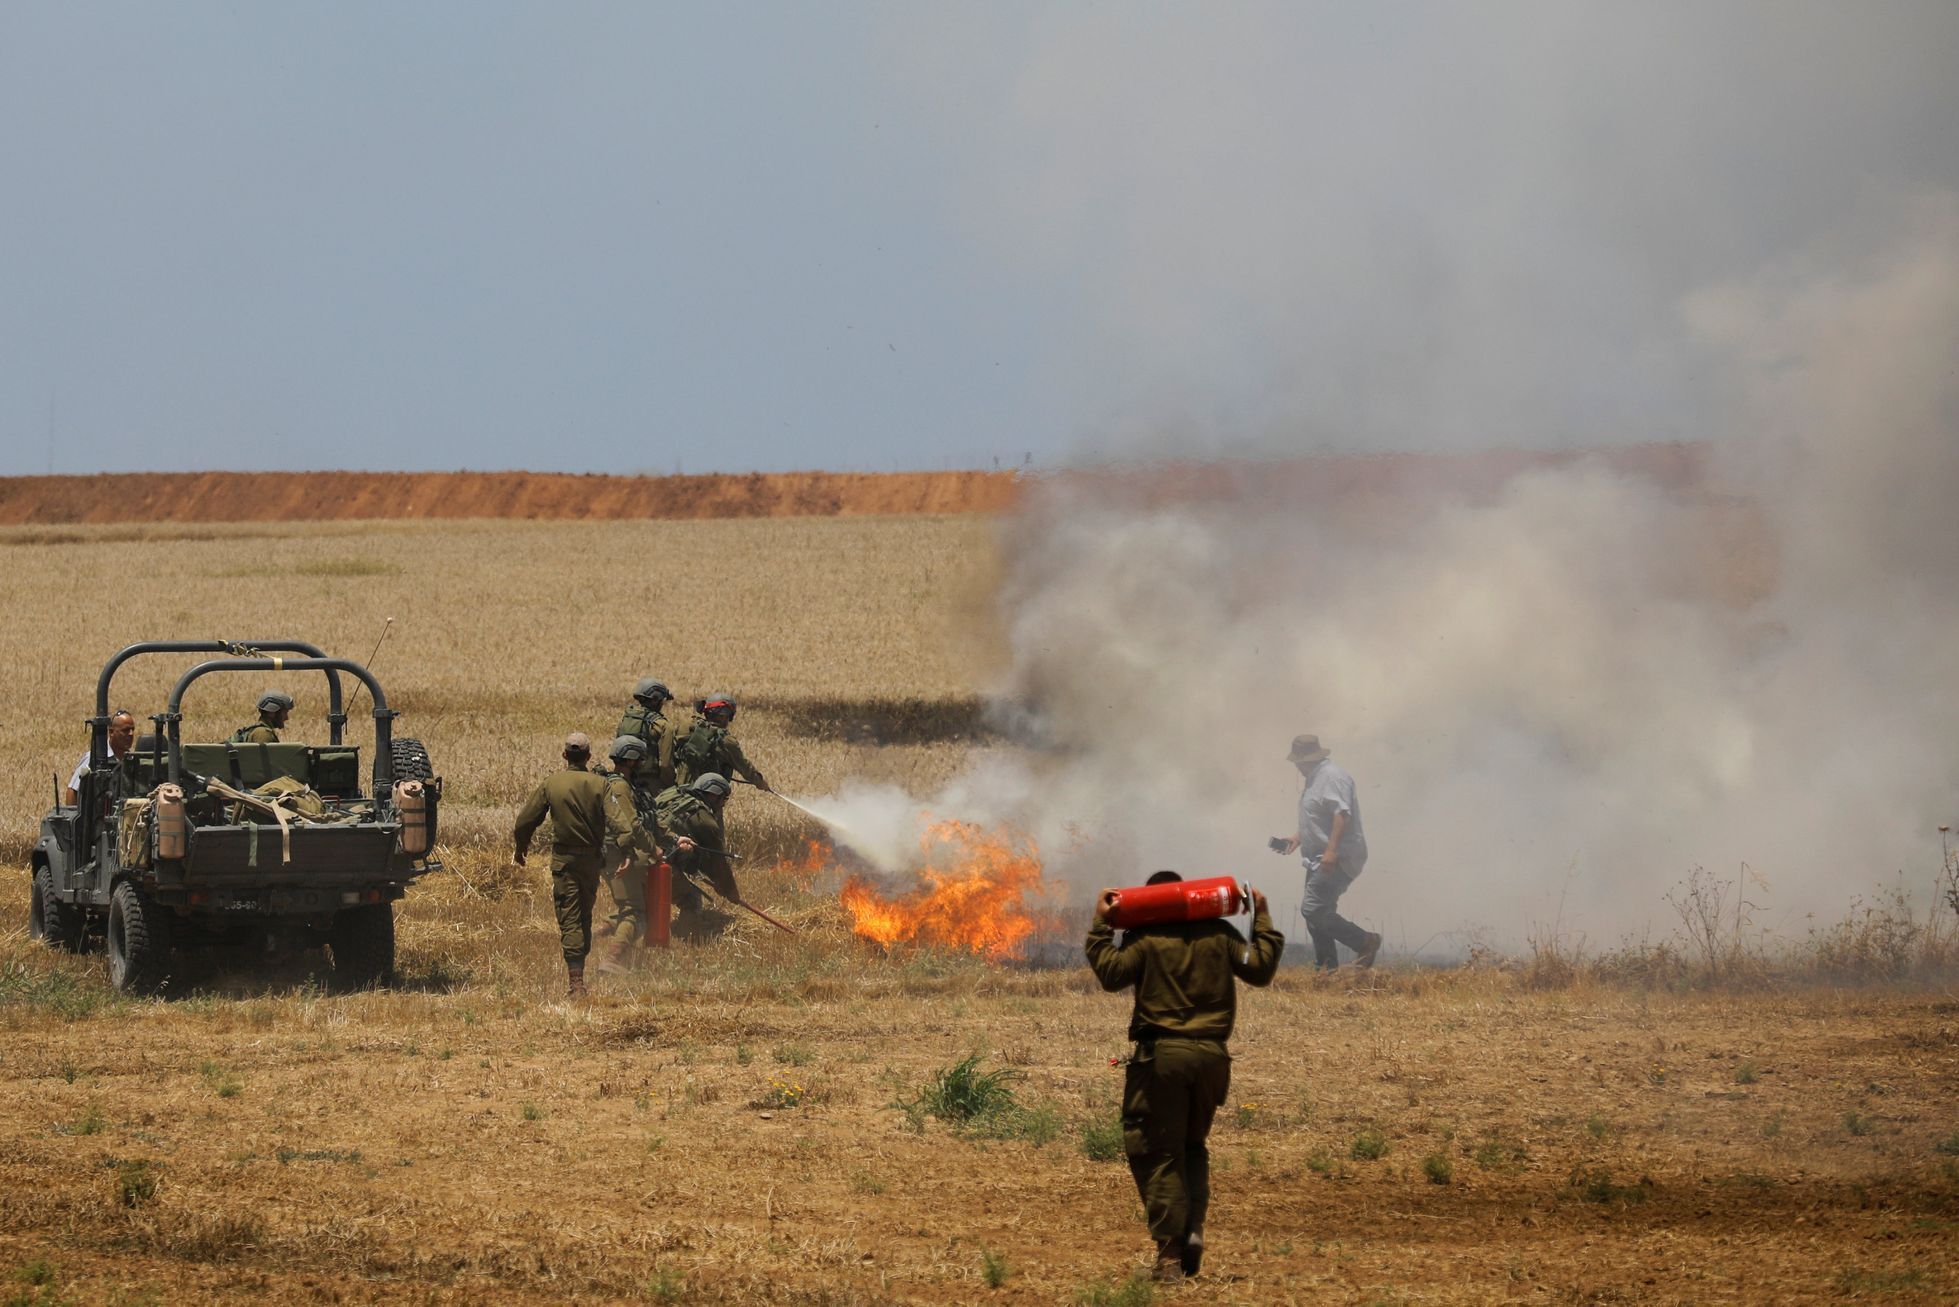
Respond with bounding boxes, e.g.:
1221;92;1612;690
1275;734;1382;970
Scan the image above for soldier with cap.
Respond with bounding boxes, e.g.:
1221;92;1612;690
232;690;293;744
1086;870;1285;1283
593;735;693;972
1274;733;1381;970
654;772;741;941
671;694;770;792
512;732;631;996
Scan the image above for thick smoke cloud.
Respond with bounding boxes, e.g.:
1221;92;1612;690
979;205;1959;950
803;7;1959;950
803;206;1959;952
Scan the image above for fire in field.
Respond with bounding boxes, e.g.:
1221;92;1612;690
836;818;1053;960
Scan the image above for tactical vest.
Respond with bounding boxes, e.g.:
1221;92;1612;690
617;703;661;748
229;723;277;744
671;717;728;782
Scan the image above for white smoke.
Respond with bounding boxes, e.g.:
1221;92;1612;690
803;204;1959;953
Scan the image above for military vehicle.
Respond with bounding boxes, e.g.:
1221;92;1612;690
28;640;440;993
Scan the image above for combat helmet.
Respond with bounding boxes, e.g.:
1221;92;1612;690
257;690;295;714
608;735;650;764
699;693;737;722
689;772;732;800
633;677;672;706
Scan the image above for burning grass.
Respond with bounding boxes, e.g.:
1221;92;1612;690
839;819;1055;960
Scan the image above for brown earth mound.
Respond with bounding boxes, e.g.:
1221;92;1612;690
0;443;1715;525
0;468;1021;525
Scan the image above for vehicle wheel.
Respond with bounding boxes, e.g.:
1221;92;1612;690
390;737;434;784
31;865;87;953
106;880;174;994
330;902;395;989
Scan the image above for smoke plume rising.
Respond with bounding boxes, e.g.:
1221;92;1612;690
805;205;1959;953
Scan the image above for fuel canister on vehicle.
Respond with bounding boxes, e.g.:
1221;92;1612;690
1106;875;1248;930
153;784;189;860
394;780;430;856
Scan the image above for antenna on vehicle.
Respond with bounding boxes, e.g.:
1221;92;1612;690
344;617;395;716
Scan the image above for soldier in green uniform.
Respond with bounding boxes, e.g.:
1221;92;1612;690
671;695;770;792
616;676;677;793
593;735;693;972
597;677;677;936
653;772;740;941
512;732;630;996
1086;871;1285;1283
230;690;293;744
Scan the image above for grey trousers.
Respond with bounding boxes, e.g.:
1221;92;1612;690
1301;862;1370;968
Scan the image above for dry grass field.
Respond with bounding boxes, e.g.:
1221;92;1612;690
2;516;1957;1305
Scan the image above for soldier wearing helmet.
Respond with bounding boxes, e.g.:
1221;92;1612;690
512;732;634;997
671;694;769;792
654;772;740;941
592;735;692;970
231;690;294;744
615;676;677;793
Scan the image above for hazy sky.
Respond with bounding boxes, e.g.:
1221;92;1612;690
3;3;1954;476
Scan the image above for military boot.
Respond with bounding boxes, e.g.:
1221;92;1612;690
566;963;588;998
1181;1227;1204;1277
1151;1238;1186;1284
592;936;637;976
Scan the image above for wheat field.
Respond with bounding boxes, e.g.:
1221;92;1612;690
1;517;1956;1305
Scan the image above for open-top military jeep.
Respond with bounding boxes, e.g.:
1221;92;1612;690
28;640;441;993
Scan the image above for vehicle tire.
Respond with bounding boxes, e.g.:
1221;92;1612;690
106;880;174;994
31;865;87;953
390;737;434;784
330;902;395;989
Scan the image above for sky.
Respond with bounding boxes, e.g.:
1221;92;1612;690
2;2;1956;476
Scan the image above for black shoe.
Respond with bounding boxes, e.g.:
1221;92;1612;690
1181;1228;1203;1277
1355;931;1383;969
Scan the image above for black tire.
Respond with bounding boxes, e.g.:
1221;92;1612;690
34;870;86;952
390;737;434;784
106;880;174;994
29;864;84;951
330;902;395;989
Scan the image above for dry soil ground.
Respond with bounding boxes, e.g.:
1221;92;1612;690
0;513;1953;1305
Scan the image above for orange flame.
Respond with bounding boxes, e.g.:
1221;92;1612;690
838;818;1048;960
776;837;833;891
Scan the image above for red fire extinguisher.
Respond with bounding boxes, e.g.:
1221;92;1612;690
645;856;672;948
1106;875;1248;930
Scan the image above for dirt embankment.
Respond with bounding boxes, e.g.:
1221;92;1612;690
0;443;1720;526
0;469;1022;525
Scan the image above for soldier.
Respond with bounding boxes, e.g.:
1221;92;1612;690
231;690;293;744
671;694;770;792
654;772;740;941
593;735;693;972
597;677;677;935
512;732;629;997
1086;871;1284;1284
616;676;677;793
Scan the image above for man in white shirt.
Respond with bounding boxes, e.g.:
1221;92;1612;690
64;709;137;805
1275;733;1382;970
